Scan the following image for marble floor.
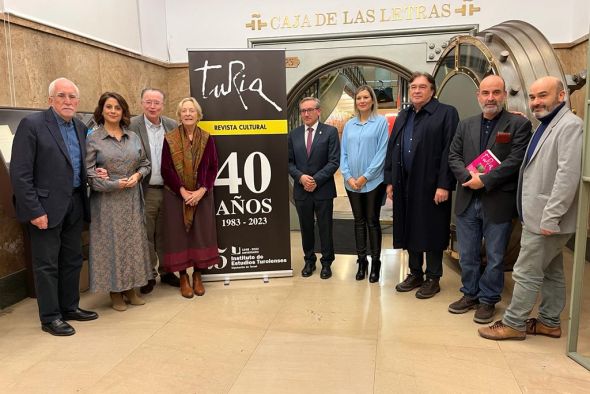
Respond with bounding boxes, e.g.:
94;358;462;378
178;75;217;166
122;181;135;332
1;232;590;393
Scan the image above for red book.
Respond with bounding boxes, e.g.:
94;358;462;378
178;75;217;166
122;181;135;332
466;149;501;174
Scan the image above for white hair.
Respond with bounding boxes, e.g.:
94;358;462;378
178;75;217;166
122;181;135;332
48;78;80;97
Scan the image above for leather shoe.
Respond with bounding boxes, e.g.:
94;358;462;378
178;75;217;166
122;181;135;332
140;279;156;294
160;273;180;287
320;265;332;279
62;308;98;321
301;262;316;277
526;318;561;338
41;319;75;336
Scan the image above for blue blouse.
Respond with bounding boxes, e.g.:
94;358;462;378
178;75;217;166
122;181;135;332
340;115;389;193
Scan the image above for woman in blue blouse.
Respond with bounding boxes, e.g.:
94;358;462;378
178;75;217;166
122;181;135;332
341;85;389;282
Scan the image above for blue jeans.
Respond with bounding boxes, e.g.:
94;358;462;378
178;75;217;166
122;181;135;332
456;197;512;305
503;228;571;330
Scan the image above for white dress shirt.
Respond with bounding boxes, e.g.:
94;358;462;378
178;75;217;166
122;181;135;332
304;121;319;148
144;115;165;185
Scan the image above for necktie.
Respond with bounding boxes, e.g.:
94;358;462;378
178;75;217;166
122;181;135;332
306;127;313;157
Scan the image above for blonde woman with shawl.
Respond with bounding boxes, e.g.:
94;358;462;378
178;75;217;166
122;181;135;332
161;97;219;298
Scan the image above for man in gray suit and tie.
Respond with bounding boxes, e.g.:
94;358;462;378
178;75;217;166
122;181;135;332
448;75;532;324
479;76;583;340
129;88;179;293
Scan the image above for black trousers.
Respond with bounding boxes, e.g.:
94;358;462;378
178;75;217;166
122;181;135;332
346;183;386;260
28;192;84;323
295;198;334;266
408;249;443;279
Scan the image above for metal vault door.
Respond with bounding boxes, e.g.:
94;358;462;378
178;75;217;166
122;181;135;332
432;20;586;269
433;20;577;124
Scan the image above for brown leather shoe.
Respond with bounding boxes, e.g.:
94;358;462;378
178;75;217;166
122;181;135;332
180;273;194;299
110;292;127;311
123;289;146;306
478;320;526;340
526;318;561;338
192;271;205;296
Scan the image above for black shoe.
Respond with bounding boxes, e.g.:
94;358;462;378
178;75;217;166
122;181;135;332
320;265;332;280
160;273;180;287
62;308;98;321
415;278;440;299
474;303;495;324
355;258;368;281
41;319;75;336
140;279;157;294
395;274;424;292
369;260;381;283
301;262;316;277
448;295;479;314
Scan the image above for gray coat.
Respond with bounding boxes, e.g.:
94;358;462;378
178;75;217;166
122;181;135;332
517;105;583;234
128;114;178;187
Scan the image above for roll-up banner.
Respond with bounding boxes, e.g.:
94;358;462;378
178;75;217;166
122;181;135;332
188;49;292;281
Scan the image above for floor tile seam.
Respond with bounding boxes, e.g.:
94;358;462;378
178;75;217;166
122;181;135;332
226;284;299;393
262;326;379;342
373;286;386;394
86;302;194;389
497;342;526;393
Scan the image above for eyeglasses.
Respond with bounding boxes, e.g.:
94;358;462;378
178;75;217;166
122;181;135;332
299;108;318;114
143;100;163;106
52;92;79;101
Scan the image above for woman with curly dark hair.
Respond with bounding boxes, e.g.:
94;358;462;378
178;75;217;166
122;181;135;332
86;92;152;311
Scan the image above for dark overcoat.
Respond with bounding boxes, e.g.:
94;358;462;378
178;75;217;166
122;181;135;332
384;98;459;251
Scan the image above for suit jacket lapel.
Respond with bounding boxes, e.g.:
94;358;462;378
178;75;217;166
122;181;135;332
45;109;72;167
74;118;86;166
137;117;152;160
308;123;323;159
527;106;568;165
468;116;482;154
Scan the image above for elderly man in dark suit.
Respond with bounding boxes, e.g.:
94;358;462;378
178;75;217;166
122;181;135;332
479;76;583;340
10;78;99;336
129;88;179;294
288;97;340;279
448;75;532;324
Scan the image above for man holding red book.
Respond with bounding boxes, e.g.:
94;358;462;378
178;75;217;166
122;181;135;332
448;75;532;324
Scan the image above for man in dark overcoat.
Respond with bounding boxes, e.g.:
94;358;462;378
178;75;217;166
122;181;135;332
384;72;459;299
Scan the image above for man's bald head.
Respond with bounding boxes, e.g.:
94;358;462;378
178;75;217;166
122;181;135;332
477;75;507;119
528;76;566;119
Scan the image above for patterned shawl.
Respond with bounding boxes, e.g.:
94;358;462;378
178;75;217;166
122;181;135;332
165;125;210;232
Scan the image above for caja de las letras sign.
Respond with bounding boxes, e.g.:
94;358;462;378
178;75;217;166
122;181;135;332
245;0;482;31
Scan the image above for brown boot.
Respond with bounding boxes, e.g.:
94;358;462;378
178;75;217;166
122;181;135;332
110;292;127;311
192;271;205;296
123;289;146;306
526;318;561;338
180;273;194;298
